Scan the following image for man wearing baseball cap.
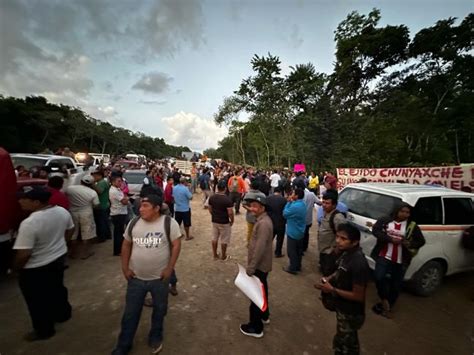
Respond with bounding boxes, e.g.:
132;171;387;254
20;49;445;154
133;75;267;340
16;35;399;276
112;192;182;354
14;186;75;341
65;175;100;259
240;194;273;338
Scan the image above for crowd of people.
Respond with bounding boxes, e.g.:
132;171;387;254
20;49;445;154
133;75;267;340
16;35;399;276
4;154;429;355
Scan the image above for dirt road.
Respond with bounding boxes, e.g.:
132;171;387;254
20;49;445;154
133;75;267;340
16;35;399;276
1;192;473;354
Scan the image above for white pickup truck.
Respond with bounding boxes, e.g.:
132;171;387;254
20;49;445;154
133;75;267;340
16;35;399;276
10;153;89;187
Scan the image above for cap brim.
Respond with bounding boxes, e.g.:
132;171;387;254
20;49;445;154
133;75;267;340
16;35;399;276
245;198;266;206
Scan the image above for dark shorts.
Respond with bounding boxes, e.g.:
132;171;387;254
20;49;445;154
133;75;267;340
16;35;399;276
174;210;191;227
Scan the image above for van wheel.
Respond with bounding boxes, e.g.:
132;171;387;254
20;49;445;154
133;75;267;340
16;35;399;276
411;261;444;297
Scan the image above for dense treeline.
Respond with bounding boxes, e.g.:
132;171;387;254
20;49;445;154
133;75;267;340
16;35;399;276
207;10;474;171
0;96;190;158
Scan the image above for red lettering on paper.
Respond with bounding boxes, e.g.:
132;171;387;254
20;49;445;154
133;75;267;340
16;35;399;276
440;168;450;178
452;167;463;179
450;180;461;190
431;168;440;178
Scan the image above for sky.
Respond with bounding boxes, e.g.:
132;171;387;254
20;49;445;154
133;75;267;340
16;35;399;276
1;0;472;152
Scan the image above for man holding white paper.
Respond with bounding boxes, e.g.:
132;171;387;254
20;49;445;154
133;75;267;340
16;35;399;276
240;194;273;338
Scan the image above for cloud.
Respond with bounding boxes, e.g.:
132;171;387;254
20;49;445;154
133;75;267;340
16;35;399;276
289;24;304;49
0;0;205;111
162;112;228;151
132;72;173;94
0;0;206;140
134;0;205;60
140;100;167;105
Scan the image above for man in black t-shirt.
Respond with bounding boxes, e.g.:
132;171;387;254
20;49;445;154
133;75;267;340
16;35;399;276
208;180;234;260
315;223;369;355
265;186;287;257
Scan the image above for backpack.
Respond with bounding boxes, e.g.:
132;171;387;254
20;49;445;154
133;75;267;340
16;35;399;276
127;215;172;255
329;209;347;234
200;176;208;190
404;221;421;256
231;177;239;193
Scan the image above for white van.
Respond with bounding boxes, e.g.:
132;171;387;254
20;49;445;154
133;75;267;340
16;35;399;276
125;154;139;162
339;183;474;296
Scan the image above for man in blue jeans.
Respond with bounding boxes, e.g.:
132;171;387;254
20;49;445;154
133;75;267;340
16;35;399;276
112;194;182;354
282;188;307;274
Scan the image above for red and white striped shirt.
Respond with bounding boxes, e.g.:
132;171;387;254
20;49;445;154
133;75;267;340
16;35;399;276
379;220;407;264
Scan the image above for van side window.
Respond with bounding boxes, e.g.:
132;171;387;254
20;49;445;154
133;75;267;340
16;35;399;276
413;197;442;225
443;198;474;225
339;188;401;220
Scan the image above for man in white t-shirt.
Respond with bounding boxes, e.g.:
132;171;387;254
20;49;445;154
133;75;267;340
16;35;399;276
269;170;281;194
112;194;182;355
65;175;99;259
109;175;129;256
14;186;74;341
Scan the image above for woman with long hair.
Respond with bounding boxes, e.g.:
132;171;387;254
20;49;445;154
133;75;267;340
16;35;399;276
371;202;425;318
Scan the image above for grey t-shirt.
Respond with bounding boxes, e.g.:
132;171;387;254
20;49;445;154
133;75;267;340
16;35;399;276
124;216;182;280
318;209;346;254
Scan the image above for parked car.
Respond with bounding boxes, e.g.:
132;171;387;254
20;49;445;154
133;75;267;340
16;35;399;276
11;153;77;171
339;183;474;296
123;170;146;200
10;153;87;187
115;160;140;170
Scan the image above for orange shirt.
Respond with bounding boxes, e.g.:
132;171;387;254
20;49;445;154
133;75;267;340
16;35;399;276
227;175;246;194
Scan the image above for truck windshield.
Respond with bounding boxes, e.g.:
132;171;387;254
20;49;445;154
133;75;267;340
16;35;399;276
11;157;46;170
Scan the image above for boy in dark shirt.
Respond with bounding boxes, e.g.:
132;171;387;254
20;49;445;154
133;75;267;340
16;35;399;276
315;223;369;355
208;180;234;260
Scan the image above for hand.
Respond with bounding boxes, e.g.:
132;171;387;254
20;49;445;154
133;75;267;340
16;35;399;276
123;268;135;281
229;221;234;227
315;279;335;293
402;239;410;248
391;236;402;245
160;267;173;280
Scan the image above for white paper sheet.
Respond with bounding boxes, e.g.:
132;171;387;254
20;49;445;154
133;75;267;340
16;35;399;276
234;264;267;312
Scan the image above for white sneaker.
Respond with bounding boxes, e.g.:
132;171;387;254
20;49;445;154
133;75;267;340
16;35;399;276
240;324;264;338
262;318;270;325
151;343;163;354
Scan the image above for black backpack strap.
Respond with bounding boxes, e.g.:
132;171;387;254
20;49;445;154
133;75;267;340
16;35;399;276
164;215;172;256
127;216;141;240
329;210;340;235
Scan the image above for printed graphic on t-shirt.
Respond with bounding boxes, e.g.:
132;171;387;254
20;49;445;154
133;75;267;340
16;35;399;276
134;231;167;249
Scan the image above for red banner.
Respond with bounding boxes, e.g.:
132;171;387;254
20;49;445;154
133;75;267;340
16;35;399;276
337;164;474;191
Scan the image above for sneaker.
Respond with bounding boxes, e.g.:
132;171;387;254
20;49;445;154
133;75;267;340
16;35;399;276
240;323;263;338
144;298;154;307
282;266;297;275
169;285;178;296
151;343;163;354
372;303;383;315
24;331;55;342
262;318;270;325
